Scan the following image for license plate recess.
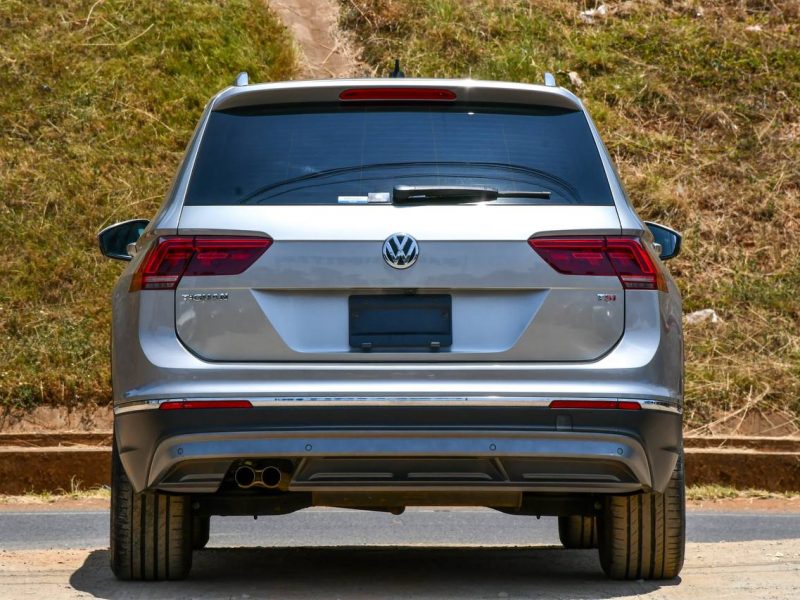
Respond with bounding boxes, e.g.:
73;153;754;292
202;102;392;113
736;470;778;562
349;294;452;350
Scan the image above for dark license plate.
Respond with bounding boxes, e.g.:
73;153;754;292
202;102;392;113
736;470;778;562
349;294;452;350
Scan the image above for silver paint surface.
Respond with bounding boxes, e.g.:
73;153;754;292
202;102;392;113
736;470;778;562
109;78;684;495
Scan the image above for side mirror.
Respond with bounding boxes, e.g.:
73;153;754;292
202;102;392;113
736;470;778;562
98;219;149;261
644;221;682;261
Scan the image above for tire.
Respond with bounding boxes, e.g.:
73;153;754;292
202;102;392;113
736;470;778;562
110;438;193;580
558;515;597;549
598;453;685;580
192;515;211;550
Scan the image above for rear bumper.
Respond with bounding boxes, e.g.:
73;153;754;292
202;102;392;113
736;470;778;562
115;404;681;497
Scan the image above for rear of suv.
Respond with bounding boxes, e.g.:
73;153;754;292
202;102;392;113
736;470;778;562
99;76;685;581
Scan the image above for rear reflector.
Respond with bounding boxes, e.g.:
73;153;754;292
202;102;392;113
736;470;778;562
159;400;253;410
339;88;457;101
548;400;642;410
529;236;665;291
131;236;271;291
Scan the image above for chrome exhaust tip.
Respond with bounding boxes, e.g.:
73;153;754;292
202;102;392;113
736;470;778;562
234;465;257;488
261;465;290;490
234;464;291;490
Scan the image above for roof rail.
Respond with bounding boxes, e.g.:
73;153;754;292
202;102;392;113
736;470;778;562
543;72;556;87
234;71;249;87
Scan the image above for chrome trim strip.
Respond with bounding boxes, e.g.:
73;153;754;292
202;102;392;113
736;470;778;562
114;397;681;415
637;399;683;413
115;399;165;415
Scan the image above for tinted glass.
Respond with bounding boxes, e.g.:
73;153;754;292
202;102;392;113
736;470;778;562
185;104;613;206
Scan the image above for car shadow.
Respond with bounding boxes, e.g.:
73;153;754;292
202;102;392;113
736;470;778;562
69;545;679;598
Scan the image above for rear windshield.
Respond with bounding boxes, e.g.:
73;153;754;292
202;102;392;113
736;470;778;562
185;104;613;206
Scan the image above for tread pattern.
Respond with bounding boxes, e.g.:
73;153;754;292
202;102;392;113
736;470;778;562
598;453;685;580
110;440;193;580
558;515;598;549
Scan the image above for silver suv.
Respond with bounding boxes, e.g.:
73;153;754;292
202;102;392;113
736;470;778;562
99;76;685;581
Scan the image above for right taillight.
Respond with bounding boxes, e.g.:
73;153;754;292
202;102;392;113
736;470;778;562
529;236;665;291
605;237;662;290
130;236;271;291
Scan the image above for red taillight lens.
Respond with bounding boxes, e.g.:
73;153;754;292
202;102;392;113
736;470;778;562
159;400;253;410
526;237;614;276
548;400;641;410
605;238;661;290
185;238;273;276
131;236;271;291
529;236;664;291
339;87;457;101
131;237;194;291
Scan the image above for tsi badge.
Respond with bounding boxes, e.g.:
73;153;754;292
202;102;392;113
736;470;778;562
181;292;229;302
596;293;617;303
383;233;419;269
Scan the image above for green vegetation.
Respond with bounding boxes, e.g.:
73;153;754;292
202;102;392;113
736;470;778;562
341;0;800;429
0;1;296;410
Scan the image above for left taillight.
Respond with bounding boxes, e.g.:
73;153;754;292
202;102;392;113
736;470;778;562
529;236;665;292
130;236;272;291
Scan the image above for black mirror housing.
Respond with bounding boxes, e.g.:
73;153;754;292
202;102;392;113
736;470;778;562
98;219;150;261
644;221;682;261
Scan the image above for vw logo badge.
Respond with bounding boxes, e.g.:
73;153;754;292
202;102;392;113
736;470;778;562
382;234;419;269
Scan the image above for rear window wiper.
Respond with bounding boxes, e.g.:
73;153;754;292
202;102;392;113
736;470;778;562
392;185;551;204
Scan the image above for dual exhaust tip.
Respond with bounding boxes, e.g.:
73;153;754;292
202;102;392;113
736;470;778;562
234;465;290;490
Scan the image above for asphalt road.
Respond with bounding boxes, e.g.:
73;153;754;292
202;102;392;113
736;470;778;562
1;508;799;599
1;506;800;550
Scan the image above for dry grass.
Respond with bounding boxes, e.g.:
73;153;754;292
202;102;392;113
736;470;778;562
0;477;111;504
686;484;800;501
0;1;296;411
340;0;800;429
2;1;798;432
